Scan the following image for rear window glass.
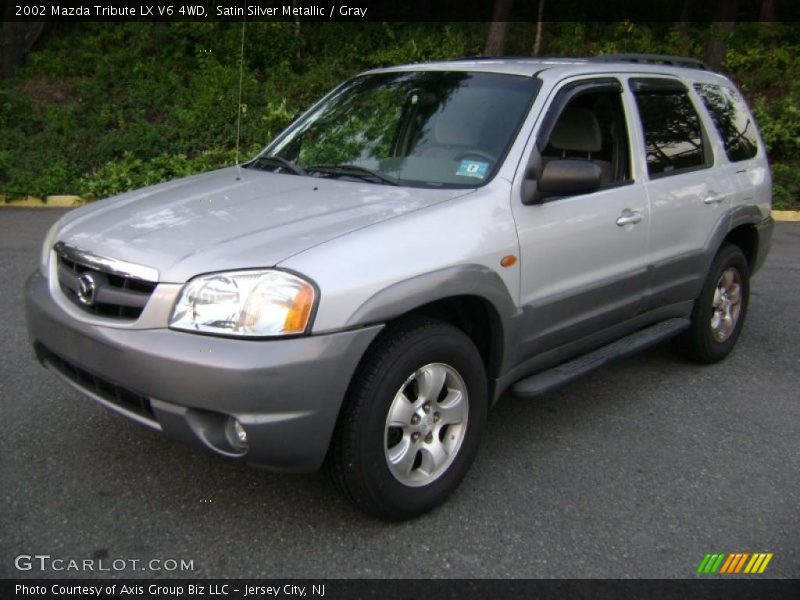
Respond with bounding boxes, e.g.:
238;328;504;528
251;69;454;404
695;83;758;162
633;89;708;177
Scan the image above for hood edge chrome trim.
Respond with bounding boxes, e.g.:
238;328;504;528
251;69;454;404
53;241;160;283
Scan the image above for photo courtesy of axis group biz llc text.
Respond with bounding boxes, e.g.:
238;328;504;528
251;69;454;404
16;583;327;596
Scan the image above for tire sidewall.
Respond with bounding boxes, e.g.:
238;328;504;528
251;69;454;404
356;324;488;518
693;245;750;361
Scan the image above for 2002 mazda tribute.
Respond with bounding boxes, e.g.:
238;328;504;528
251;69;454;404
26;55;773;519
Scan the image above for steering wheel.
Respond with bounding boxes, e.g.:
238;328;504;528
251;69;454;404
455;150;497;164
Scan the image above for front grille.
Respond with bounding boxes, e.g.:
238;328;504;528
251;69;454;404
57;254;157;320
37;344;155;421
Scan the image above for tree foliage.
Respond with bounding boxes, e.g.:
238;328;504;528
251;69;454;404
0;21;798;208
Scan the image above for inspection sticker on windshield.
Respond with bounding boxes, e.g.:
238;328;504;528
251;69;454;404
456;160;489;179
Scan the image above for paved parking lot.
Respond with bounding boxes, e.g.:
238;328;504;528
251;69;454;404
1;208;798;578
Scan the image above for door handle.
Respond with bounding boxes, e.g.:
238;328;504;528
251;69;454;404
616;210;643;226
703;192;724;205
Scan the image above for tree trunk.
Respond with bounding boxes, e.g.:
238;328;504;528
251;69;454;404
760;0;775;22
483;0;514;56
292;0;302;64
677;0;692;38
532;0;545;56
705;0;737;70
2;22;45;77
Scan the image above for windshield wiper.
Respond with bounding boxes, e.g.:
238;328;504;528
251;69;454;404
248;155;307;176
306;164;398;186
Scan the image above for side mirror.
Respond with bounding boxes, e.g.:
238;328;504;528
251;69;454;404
523;159;602;204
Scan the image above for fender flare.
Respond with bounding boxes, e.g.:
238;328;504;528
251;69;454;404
346;264;522;377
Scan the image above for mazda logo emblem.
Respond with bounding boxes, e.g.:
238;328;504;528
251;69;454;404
77;273;97;306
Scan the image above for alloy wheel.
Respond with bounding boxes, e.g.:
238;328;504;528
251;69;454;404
384;363;469;487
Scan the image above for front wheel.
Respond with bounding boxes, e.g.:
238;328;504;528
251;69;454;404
673;244;750;363
328;317;488;520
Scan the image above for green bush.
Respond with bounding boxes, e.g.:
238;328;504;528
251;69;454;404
771;162;800;210
76;147;251;199
1;22;799;210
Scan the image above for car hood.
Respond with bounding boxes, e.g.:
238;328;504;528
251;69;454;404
56;167;473;282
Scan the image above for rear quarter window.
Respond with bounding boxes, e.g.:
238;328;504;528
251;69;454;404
694;83;759;162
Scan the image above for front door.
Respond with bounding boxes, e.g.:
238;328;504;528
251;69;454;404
511;76;650;364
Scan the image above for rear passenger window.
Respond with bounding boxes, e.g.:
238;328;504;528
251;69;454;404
633;86;708;177
694;83;758;162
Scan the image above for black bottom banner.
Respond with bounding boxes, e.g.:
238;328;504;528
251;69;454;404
4;579;800;600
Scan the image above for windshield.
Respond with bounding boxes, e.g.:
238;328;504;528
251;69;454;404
253;71;540;188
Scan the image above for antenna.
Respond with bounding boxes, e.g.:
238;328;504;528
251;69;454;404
234;4;247;180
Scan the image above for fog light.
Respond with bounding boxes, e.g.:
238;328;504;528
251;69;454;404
225;417;248;451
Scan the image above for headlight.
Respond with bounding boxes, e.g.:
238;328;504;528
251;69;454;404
40;221;60;277
170;270;316;337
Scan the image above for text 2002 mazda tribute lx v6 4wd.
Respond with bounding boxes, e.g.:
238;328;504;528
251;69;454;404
26;55;773;519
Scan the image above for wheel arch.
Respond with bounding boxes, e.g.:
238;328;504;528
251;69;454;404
723;223;759;272
345;265;519;392
705;205;768;275
399;295;506;380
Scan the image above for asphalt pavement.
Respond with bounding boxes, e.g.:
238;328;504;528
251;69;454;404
1;208;798;579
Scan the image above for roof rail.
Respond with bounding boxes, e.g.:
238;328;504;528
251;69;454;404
445;55;540;61
590;54;709;70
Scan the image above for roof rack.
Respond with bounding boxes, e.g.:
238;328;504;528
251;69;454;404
590;54;709;70
445;55;543;61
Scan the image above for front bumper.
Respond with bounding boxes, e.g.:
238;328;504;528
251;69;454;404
25;271;382;471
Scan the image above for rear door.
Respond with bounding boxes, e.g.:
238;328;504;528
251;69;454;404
628;77;738;311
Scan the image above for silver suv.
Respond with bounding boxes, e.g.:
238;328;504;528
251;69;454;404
26;55;773;519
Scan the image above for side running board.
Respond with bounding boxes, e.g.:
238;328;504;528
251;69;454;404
511;318;691;399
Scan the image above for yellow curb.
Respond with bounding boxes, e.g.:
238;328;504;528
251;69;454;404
46;195;84;207
1;195;46;207
772;210;800;222
1;195;84;208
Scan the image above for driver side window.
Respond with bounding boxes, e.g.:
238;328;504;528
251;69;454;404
541;89;632;188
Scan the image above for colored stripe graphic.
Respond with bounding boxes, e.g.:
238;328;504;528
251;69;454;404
735;553;750;573
697;553;726;574
744;554;759;573
701;552;774;575
719;553;736;573
710;554;726;573
721;553;739;574
728;553;745;573
696;554;712;574
758;553;773;573
727;552;742;574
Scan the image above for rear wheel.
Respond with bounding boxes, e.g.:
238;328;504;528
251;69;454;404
674;244;750;363
328;317;488;520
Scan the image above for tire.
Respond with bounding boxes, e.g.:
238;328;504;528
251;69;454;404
328;316;488;520
673;244;750;364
